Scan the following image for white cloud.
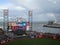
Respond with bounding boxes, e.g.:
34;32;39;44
48;0;57;4
0;3;26;10
53;1;57;4
33;13;57;22
46;13;57;22
13;6;25;10
0;17;3;19
47;13;55;17
0;3;13;9
0;17;12;19
10;0;40;10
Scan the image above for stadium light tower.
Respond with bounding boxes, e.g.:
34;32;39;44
3;9;9;32
28;10;32;31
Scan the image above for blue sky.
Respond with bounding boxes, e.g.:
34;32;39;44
0;0;8;4
0;0;60;22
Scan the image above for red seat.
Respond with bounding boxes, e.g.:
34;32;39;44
37;35;43;38
52;35;57;39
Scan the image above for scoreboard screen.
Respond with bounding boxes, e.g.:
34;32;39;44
16;22;26;26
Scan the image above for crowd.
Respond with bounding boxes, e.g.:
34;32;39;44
0;31;60;45
27;31;60;39
0;33;14;45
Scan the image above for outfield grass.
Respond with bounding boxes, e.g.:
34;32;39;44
6;38;60;45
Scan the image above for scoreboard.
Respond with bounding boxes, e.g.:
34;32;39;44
16;22;26;26
12;22;26;31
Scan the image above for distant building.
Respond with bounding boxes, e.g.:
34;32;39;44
8;22;16;26
48;21;54;25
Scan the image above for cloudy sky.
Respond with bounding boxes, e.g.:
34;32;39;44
0;0;60;22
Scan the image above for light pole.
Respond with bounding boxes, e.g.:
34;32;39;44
3;9;9;33
28;10;33;31
0;10;3;29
